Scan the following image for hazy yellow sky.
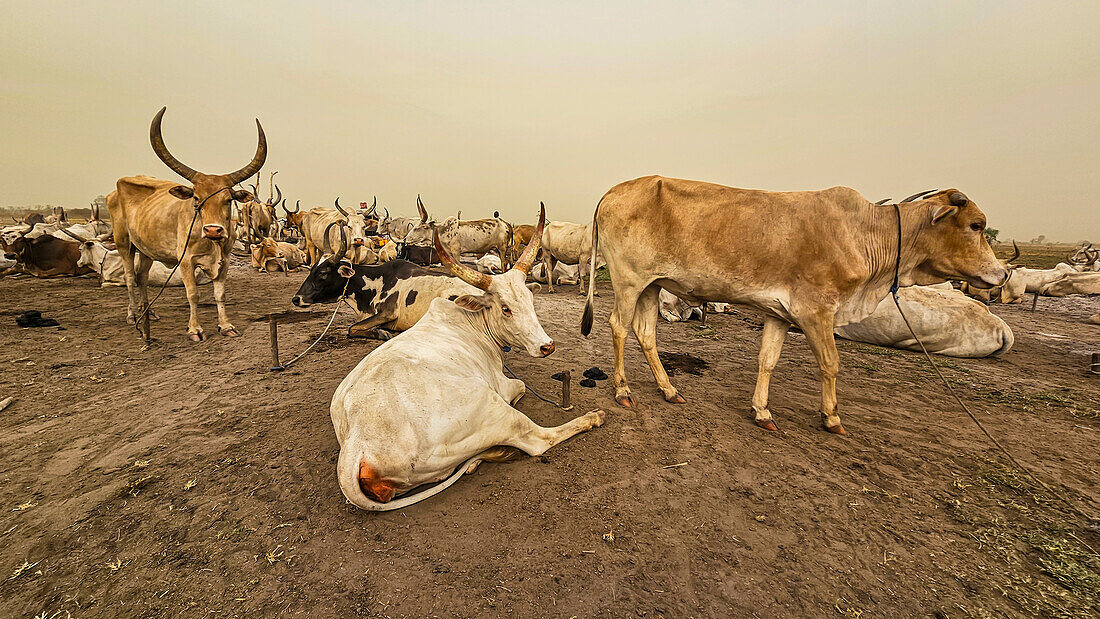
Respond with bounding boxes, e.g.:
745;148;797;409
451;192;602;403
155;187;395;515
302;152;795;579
2;1;1097;240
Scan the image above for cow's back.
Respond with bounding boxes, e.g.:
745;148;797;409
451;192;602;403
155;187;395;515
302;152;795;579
596;175;869;306
542;221;590;264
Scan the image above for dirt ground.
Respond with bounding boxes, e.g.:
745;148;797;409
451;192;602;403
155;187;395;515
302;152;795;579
1;260;1098;618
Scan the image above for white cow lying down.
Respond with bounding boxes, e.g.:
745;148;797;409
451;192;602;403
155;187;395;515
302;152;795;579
331;211;603;510
658;289;733;322
834;284;1014;357
77;240;211;287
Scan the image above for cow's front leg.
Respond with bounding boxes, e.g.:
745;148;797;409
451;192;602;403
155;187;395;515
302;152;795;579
751;316;789;431
503;377;526;406
178;258;205;341
212;260;238;337
798;310;844;435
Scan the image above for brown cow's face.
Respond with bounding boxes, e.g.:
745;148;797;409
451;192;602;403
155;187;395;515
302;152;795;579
168;174;243;241
909;191;1007;289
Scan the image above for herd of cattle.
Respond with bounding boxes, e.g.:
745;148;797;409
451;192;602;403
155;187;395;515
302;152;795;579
2;109;1098;507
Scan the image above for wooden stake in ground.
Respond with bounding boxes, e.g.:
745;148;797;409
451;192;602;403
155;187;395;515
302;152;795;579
269;314;283;371
561;369;573;411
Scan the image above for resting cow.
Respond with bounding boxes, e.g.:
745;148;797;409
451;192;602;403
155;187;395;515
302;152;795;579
75;238;210;287
292;232;540;340
834;284;1013;357
3;234;91;278
1038;272;1100;297
250;237;307;273
331;207;604;510
582;178;1008;434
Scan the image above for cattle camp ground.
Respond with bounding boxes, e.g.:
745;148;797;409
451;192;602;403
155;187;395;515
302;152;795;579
1;228;1098;616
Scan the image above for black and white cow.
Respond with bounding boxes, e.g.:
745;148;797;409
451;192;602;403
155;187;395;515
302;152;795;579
292;257;538;339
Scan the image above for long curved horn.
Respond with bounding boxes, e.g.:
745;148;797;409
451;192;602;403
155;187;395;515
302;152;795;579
323;221;349;261
1007;240;1019;264
223;118;268;186
382;207;389;222
364;196;377;217
58;225;90;243
287;199;300;214
334;197;349;218
417;195;428;222
512;203;546;274
248;183;259;199
268;184;282;207
901;189;937;203
269;171;278;200
149;107;199;181
433;224;491;290
874;198;892;205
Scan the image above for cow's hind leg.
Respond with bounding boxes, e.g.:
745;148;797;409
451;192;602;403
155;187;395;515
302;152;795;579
609;283;643;407
115;234;142;324
502;409;605;456
632;284;684;403
347;312;397;339
751;316;789;431
797;311;845;435
133;253;159;321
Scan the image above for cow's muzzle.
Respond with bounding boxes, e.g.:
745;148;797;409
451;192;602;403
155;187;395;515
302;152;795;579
291;295;310;307
352;238;366;247
539;341;556;357
202;225;226;240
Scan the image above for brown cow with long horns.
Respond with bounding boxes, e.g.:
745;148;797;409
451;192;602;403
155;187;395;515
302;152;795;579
106;107;267;341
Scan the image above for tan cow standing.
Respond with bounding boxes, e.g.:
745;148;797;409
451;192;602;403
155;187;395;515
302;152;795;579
582;177;1007;434
107;108;266;340
540;220;602;294
300;199;373;265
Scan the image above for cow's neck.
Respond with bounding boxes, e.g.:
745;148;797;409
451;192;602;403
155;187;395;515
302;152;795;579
449;306;506;361
840;204;928;324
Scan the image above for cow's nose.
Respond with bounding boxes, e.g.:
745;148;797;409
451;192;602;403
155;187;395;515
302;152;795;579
540;341;555;357
202;225;225;239
353;238;365;247
291;295;305;307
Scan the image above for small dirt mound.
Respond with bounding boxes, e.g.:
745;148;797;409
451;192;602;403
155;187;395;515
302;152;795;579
657;351;709;375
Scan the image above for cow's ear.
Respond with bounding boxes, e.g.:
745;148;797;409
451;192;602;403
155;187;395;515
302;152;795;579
231;189;253;203
526;282;542;293
930;204;958;225
337;264;355;278
453;294;492;313
169;185;194;200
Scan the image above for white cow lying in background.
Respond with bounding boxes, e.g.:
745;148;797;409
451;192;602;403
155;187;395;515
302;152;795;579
77;240;211;287
1038;272;1100;297
473;253;502;274
0;253;15;271
657;289;732;322
331;209;603;510
835;284;1013;357
529;261;579;285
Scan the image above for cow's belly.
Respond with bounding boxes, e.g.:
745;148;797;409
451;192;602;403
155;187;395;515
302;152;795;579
656;277;793;321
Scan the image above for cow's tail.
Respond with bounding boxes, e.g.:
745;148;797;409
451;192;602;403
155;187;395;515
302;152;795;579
337;448;480;512
580;194;605;337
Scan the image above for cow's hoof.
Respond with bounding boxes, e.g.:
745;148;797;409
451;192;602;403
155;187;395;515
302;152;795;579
589;410;606;427
755;418;779;432
188;331;205;342
824;422;847;435
615;394;635;408
219;327;241;338
665;392;686;404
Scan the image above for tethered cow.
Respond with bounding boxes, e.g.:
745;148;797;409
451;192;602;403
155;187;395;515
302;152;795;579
107;107;267;340
241;181;281;242
582;177;1007;435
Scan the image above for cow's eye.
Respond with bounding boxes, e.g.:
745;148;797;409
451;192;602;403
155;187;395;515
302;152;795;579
502;306;512;317
970;222;984;232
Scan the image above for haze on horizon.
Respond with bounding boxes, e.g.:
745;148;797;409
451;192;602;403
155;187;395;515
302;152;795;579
2;1;1097;242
